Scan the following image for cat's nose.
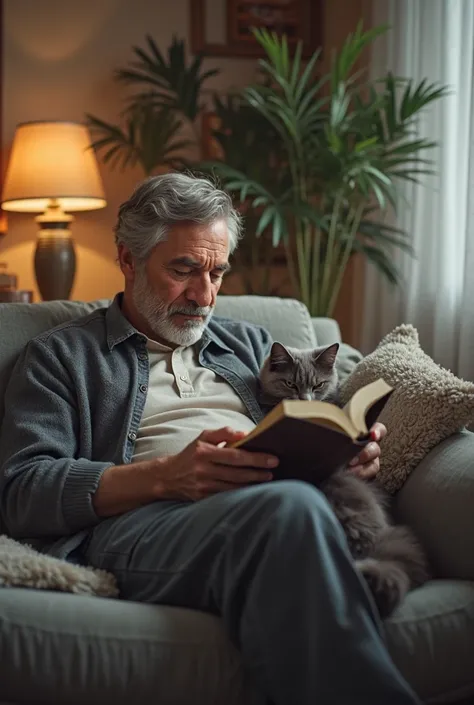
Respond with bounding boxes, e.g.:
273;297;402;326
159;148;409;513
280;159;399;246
300;393;313;401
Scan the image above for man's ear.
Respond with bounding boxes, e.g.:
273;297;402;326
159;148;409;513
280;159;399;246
118;244;137;283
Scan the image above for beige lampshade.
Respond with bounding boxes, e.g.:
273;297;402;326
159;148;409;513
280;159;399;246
1;121;107;213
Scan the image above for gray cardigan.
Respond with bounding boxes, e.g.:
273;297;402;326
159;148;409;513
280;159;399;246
0;295;272;557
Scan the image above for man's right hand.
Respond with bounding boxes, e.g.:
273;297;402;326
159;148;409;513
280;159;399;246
154;427;279;501
93;427;279;517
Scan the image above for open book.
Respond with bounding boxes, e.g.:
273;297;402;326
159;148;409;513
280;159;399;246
232;379;393;485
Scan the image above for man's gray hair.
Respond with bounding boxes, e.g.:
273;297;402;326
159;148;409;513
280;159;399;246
114;172;243;260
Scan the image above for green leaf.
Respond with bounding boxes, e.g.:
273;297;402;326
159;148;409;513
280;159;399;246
371;181;386;210
364;166;393;186
352;241;402;284
269;209;284;246
358;219;415;255
354;136;379;152
116;35;219;122
256;206;275;237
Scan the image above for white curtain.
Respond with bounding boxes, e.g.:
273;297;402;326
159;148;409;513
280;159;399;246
361;0;474;381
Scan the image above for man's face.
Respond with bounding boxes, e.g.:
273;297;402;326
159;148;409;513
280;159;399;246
125;219;230;346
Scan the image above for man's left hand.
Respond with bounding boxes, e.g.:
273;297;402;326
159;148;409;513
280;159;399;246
348;422;387;480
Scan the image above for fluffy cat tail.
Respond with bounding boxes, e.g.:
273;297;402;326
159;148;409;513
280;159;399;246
356;525;430;618
368;525;431;589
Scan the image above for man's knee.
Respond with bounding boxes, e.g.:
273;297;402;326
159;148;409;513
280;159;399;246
237;479;339;535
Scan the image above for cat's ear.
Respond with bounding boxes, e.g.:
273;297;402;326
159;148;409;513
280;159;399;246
314;343;339;369
269;342;294;370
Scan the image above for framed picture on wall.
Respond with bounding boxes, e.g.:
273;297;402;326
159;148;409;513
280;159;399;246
190;0;322;58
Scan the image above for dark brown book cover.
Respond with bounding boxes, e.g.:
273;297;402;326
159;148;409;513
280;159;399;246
234;379;393;486
240;419;369;485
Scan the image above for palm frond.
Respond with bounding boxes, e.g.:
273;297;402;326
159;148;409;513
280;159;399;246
116;35;218;122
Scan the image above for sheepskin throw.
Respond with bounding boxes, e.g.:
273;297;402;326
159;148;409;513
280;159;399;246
340;324;474;493
0;535;118;597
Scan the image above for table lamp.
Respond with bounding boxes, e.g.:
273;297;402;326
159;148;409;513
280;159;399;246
1;121;106;300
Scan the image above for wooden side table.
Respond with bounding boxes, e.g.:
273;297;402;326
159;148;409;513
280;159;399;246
0;290;33;303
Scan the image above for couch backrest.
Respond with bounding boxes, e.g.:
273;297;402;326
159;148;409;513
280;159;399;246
0;295;316;429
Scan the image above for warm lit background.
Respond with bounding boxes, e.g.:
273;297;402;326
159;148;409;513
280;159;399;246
0;0;371;345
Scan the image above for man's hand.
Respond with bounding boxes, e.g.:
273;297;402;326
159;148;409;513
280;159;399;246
154;427;279;501
348;422;387;481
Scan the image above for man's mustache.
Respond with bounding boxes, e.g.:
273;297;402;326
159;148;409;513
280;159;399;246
169;305;213;317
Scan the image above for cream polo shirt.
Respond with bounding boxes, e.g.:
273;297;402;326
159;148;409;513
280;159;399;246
131;338;257;461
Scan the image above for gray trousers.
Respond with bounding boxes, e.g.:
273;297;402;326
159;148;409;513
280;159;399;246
84;480;420;705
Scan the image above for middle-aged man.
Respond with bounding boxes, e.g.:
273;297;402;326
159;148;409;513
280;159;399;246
0;173;420;704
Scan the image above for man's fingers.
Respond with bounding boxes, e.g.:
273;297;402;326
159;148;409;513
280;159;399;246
198;427;248;446
203;480;239;495
370;422;387;442
351;459;380;481
206;445;279;470
206;464;274;485
349;441;380;467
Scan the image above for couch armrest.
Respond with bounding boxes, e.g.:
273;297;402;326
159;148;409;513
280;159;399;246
311;318;363;383
392;431;474;581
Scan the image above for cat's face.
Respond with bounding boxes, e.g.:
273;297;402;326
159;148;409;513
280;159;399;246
259;342;339;405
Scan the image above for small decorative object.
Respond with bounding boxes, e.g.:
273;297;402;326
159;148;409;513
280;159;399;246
0;262;33;303
0;262;17;292
1;121;106;301
190;0;321;57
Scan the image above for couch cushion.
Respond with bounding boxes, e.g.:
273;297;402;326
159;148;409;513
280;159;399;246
0;299;109;428
214;295;316;348
1;579;473;705
393;431;474;582
385;580;474;704
0;588;264;705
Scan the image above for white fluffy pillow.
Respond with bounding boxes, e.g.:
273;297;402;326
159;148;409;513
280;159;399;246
340;325;474;493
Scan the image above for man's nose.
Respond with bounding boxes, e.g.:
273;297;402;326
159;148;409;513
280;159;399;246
186;275;213;308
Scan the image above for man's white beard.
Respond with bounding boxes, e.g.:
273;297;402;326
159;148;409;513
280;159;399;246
132;268;213;346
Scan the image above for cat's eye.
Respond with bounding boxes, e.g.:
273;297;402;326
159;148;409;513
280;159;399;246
285;380;297;389
312;382;325;392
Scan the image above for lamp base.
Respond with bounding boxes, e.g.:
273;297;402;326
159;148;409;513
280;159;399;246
34;236;76;301
34;201;76;301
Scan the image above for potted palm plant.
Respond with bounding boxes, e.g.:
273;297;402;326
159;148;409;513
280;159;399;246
86;36;218;174
203;24;448;316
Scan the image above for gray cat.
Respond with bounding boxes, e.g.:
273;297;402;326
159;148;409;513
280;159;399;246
258;341;430;618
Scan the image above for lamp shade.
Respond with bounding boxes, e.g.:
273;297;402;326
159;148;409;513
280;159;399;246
1;121;107;213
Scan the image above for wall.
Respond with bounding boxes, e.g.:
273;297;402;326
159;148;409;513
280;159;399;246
1;0;369;342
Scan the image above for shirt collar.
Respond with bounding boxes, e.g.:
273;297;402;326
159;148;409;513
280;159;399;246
105;293;233;354
105;293;143;350
200;323;234;354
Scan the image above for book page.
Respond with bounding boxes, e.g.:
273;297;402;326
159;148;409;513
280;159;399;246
231;398;358;448
343;379;393;434
281;400;357;438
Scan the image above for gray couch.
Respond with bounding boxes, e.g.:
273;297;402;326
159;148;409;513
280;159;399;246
0;295;473;704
